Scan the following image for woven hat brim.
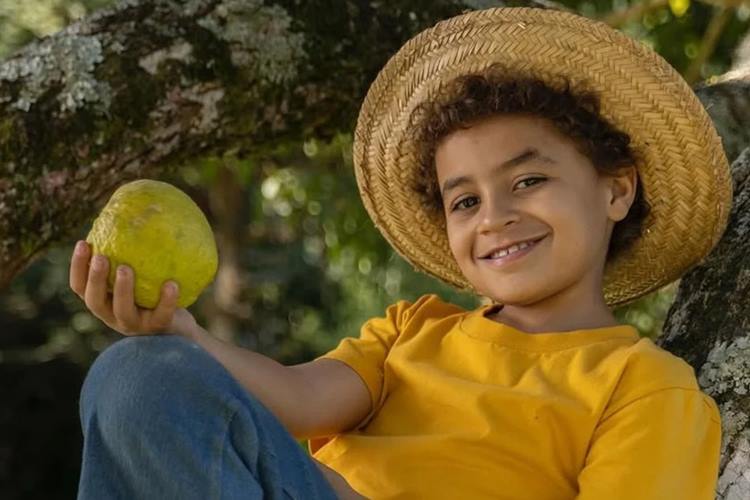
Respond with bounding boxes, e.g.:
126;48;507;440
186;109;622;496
353;7;733;308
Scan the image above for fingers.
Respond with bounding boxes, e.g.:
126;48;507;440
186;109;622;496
147;281;180;332
112;264;139;331
84;252;116;326
114;264;180;333
70;239;181;336
69;240;90;298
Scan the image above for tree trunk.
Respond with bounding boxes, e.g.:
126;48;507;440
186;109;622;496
1;0;748;497
206;161;252;343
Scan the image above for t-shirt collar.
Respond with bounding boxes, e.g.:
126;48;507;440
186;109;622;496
459;303;641;351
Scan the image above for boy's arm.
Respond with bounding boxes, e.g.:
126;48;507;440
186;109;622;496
180;323;371;441
69;240;371;441
183;325;370;499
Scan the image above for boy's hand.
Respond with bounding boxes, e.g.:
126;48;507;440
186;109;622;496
69;240;196;337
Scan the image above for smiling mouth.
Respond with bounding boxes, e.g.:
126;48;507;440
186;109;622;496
480;235;547;259
479;235;546;266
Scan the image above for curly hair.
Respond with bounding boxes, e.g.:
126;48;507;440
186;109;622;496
409;64;652;264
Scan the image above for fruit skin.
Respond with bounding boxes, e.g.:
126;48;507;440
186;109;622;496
85;179;218;309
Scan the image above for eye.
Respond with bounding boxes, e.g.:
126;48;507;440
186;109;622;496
451;195;479;212
515;176;546;190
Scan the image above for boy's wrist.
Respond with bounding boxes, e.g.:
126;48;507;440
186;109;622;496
173;320;207;343
168;308;202;341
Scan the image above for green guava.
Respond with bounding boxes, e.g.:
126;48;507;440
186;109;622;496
85;179;218;309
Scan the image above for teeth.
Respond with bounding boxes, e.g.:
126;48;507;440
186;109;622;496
489;240;533;259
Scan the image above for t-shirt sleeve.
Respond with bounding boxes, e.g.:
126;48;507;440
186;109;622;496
312;297;419;413
307;297;433;457
576;388;722;500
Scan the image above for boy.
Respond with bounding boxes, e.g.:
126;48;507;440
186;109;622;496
70;7;730;500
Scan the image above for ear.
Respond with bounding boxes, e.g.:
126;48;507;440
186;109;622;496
605;166;637;223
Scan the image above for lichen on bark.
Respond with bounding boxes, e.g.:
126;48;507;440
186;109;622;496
0;31;111;115
700;334;750;397
196;0;307;85
717;434;750;499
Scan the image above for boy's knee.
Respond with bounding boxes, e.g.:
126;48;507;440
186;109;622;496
79;335;224;431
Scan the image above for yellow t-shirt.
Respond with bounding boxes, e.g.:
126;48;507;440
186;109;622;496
308;294;722;500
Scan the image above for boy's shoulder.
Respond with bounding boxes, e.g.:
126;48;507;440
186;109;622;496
604;336;706;415
621;336;700;389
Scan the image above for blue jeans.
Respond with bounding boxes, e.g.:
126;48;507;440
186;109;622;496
77;334;340;500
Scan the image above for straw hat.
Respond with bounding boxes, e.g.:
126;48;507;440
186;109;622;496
352;6;733;308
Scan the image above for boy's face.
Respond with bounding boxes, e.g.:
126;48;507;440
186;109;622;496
435;113;636;317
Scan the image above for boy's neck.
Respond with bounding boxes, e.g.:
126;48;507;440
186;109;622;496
484;303;621;334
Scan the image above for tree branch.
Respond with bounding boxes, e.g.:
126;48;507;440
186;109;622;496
0;0;469;290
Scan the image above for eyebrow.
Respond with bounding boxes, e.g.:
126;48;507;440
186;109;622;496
440;147;556;199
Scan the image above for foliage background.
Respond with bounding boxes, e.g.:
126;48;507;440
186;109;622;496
0;0;743;497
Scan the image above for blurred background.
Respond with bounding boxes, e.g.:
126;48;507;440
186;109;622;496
1;0;743;497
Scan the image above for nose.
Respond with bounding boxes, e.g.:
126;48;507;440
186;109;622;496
476;193;520;234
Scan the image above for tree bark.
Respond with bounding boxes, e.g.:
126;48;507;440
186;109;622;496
1;0;748;497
